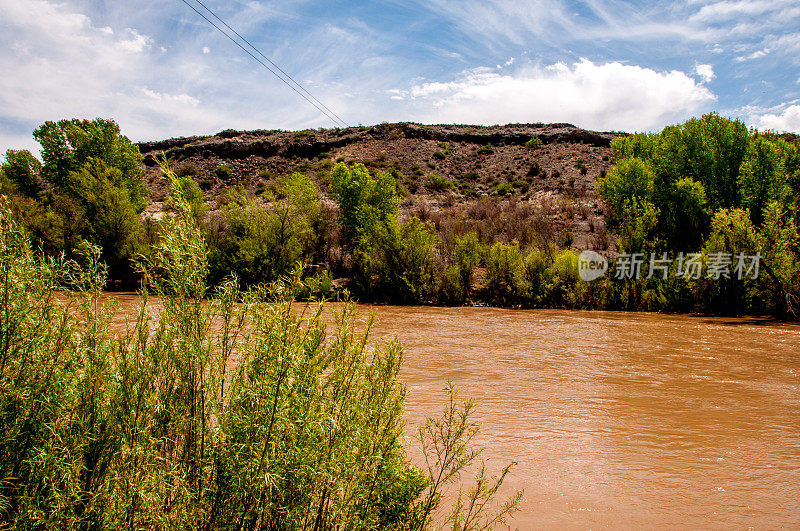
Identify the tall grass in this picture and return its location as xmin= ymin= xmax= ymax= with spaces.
xmin=0 ymin=162 xmax=520 ymax=529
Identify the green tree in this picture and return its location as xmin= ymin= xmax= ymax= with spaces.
xmin=280 ymin=171 xmax=321 ymax=255
xmin=607 ymin=113 xmax=751 ymax=247
xmin=617 ymin=197 xmax=661 ymax=254
xmin=758 ymin=202 xmax=800 ymax=318
xmin=212 ymin=199 xmax=300 ymax=287
xmin=700 ymin=207 xmax=763 ymax=315
xmin=67 ymin=158 xmax=142 ymax=276
xmin=650 ymin=114 xmax=748 ymax=211
xmin=542 ymin=249 xmax=582 ymax=308
xmin=357 ymin=216 xmax=441 ymax=304
xmin=7 ymin=195 xmax=70 ymax=255
xmin=451 ymin=232 xmax=483 ymax=293
xmin=485 ymin=240 xmax=527 ymax=305
xmin=738 ymin=134 xmax=786 ymax=226
xmin=602 ymin=114 xmax=790 ymax=255
xmin=780 ymin=139 xmax=800 ymax=216
xmin=520 ymin=248 xmax=548 ymax=303
xmin=596 ymin=158 xmax=655 ymax=216
xmin=610 ymin=132 xmax=654 ymax=161
xmin=393 ymin=217 xmax=441 ymax=303
xmin=33 ymin=118 xmax=146 ymax=211
xmin=210 ymin=173 xmax=320 ymax=287
xmin=665 ymin=177 xmax=709 ymax=250
xmin=329 ymin=162 xmax=442 ymax=302
xmin=329 ymin=162 xmax=398 ymax=249
xmin=1 ymin=149 xmax=42 ymax=197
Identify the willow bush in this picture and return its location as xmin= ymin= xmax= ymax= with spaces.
xmin=0 ymin=162 xmax=520 ymax=529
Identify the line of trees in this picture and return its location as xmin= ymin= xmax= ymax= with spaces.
xmin=596 ymin=113 xmax=800 ymax=317
xmin=2 ymin=115 xmax=798 ymax=317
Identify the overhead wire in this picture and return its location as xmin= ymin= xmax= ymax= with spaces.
xmin=190 ymin=0 xmax=349 ymax=129
xmin=178 ymin=0 xmax=349 ymax=129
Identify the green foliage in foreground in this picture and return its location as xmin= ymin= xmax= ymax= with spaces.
xmin=0 ymin=163 xmax=521 ymax=529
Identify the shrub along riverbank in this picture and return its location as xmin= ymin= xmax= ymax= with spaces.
xmin=0 ymin=166 xmax=521 ymax=529
xmin=1 ymin=115 xmax=798 ymax=318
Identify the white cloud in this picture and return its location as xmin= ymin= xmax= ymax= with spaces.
xmin=0 ymin=0 xmax=240 ymax=149
xmin=116 ymin=28 xmax=151 ymax=53
xmin=420 ymin=0 xmax=722 ymax=49
xmin=420 ymin=0 xmax=572 ymax=48
xmin=415 ymin=0 xmax=800 ymax=62
xmin=401 ymin=59 xmax=716 ymax=131
xmin=386 ymin=88 xmax=405 ymax=101
xmin=735 ymin=48 xmax=770 ymax=62
xmin=695 ymin=63 xmax=715 ymax=83
xmin=141 ymin=88 xmax=200 ymax=107
xmin=202 ymin=46 xmax=211 ymax=54
xmin=754 ymin=104 xmax=800 ymax=132
xmin=689 ymin=0 xmax=790 ymax=22
xmin=761 ymin=33 xmax=800 ymax=63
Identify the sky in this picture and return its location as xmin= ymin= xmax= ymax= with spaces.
xmin=1 ymin=0 xmax=800 ymax=153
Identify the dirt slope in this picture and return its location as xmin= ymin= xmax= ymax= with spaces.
xmin=138 ymin=122 xmax=623 ymax=250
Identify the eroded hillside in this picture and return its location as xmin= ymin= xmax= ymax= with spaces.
xmin=139 ymin=122 xmax=622 ymax=250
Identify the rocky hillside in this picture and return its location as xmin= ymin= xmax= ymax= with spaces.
xmin=138 ymin=122 xmax=623 ymax=250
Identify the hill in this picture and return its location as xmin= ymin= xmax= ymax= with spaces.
xmin=138 ymin=122 xmax=621 ymax=251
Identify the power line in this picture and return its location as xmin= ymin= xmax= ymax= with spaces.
xmin=179 ymin=0 xmax=347 ymax=128
xmin=178 ymin=0 xmax=349 ymax=129
xmin=191 ymin=0 xmax=349 ymax=129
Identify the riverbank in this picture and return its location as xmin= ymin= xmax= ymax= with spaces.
xmin=6 ymin=116 xmax=798 ymax=319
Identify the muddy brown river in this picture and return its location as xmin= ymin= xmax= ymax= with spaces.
xmin=110 ymin=295 xmax=800 ymax=529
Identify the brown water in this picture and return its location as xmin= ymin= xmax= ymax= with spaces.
xmin=110 ymin=295 xmax=800 ymax=529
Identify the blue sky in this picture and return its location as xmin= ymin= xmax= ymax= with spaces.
xmin=1 ymin=0 xmax=799 ymax=152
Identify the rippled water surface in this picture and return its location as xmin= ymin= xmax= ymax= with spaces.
xmin=111 ymin=295 xmax=800 ymax=529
